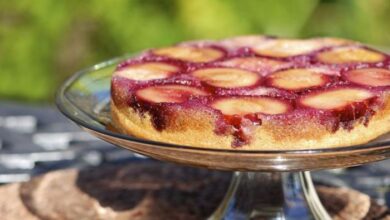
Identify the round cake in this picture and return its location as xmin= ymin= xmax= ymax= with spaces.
xmin=110 ymin=35 xmax=390 ymax=150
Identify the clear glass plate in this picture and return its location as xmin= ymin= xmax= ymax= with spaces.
xmin=56 ymin=56 xmax=390 ymax=172
xmin=56 ymin=56 xmax=390 ymax=220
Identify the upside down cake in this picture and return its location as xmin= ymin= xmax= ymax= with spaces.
xmin=111 ymin=35 xmax=390 ymax=150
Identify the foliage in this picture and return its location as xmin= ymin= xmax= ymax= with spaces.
xmin=0 ymin=0 xmax=389 ymax=102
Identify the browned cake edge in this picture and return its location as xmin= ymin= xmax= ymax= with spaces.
xmin=110 ymin=98 xmax=390 ymax=150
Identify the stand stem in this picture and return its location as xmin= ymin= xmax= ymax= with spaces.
xmin=208 ymin=171 xmax=331 ymax=220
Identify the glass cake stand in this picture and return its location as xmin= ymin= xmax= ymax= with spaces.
xmin=57 ymin=57 xmax=390 ymax=220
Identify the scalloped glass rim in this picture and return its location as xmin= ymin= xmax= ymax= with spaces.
xmin=56 ymin=55 xmax=390 ymax=155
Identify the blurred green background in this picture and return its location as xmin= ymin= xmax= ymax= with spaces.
xmin=1 ymin=0 xmax=390 ymax=103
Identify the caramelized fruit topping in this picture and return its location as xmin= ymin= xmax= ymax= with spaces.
xmin=220 ymin=35 xmax=267 ymax=48
xmin=136 ymin=85 xmax=208 ymax=103
xmin=219 ymin=57 xmax=290 ymax=74
xmin=212 ymin=97 xmax=290 ymax=116
xmin=212 ymin=97 xmax=291 ymax=146
xmin=316 ymin=37 xmax=355 ymax=47
xmin=267 ymin=68 xmax=330 ymax=91
xmin=253 ymin=39 xmax=325 ymax=57
xmin=152 ymin=46 xmax=224 ymax=63
xmin=317 ymin=47 xmax=385 ymax=64
xmin=115 ymin=62 xmax=178 ymax=81
xmin=191 ymin=67 xmax=260 ymax=88
xmin=344 ymin=68 xmax=390 ymax=87
xmin=300 ymin=88 xmax=374 ymax=110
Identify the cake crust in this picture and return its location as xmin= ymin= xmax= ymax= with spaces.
xmin=111 ymin=98 xmax=390 ymax=150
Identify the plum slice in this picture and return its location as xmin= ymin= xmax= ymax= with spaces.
xmin=253 ymin=38 xmax=357 ymax=58
xmin=212 ymin=96 xmax=292 ymax=146
xmin=344 ymin=68 xmax=390 ymax=87
xmin=267 ymin=68 xmax=330 ymax=91
xmin=136 ymin=85 xmax=208 ymax=103
xmin=115 ymin=62 xmax=178 ymax=81
xmin=253 ymin=39 xmax=325 ymax=57
xmin=316 ymin=47 xmax=385 ymax=64
xmin=219 ymin=57 xmax=291 ymax=74
xmin=220 ymin=35 xmax=267 ymax=48
xmin=212 ymin=97 xmax=290 ymax=116
xmin=191 ymin=67 xmax=260 ymax=88
xmin=152 ymin=46 xmax=224 ymax=63
xmin=300 ymin=88 xmax=374 ymax=110
xmin=315 ymin=37 xmax=355 ymax=47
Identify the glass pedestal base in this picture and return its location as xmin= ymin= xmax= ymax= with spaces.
xmin=209 ymin=171 xmax=331 ymax=220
